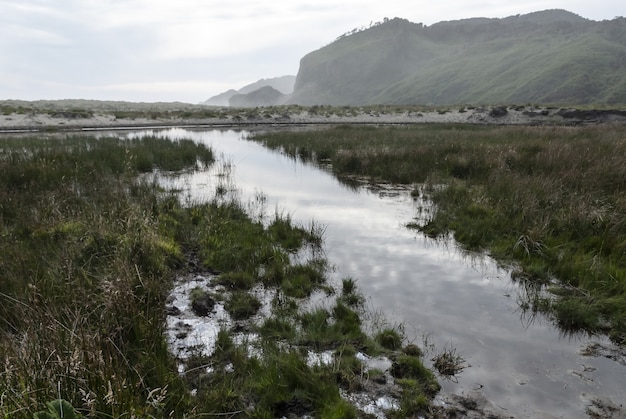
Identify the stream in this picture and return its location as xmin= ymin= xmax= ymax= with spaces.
xmin=128 ymin=127 xmax=625 ymax=418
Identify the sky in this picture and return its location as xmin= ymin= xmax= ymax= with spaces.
xmin=1 ymin=0 xmax=623 ymax=104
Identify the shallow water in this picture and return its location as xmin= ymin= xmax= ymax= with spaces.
xmin=130 ymin=128 xmax=625 ymax=418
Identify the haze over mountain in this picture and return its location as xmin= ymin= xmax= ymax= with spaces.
xmin=229 ymin=86 xmax=289 ymax=107
xmin=209 ymin=9 xmax=625 ymax=107
xmin=287 ymin=9 xmax=626 ymax=106
xmin=202 ymin=76 xmax=295 ymax=106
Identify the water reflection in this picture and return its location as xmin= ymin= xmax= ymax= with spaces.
xmin=128 ymin=128 xmax=624 ymax=419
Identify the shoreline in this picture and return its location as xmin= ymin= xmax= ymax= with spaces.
xmin=2 ymin=103 xmax=626 ymax=133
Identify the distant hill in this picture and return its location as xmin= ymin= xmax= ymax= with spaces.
xmin=202 ymin=76 xmax=295 ymax=106
xmin=229 ymin=86 xmax=287 ymax=107
xmin=237 ymin=76 xmax=296 ymax=95
xmin=288 ymin=10 xmax=626 ymax=106
xmin=202 ymin=89 xmax=238 ymax=107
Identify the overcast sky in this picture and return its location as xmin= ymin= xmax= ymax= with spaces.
xmin=1 ymin=0 xmax=623 ymax=104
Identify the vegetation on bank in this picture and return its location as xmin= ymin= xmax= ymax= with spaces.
xmin=3 ymin=100 xmax=625 ymax=132
xmin=252 ymin=124 xmax=626 ymax=343
xmin=0 ymin=101 xmax=477 ymax=122
xmin=0 ymin=133 xmax=441 ymax=417
xmin=0 ymin=101 xmax=401 ymax=124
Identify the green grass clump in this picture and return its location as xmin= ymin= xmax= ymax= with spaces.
xmin=340 ymin=278 xmax=366 ymax=307
xmin=282 ymin=260 xmax=329 ymax=298
xmin=299 ymin=307 xmax=333 ymax=349
xmin=225 ymin=291 xmax=262 ymax=320
xmin=376 ymin=328 xmax=404 ymax=350
xmin=390 ymin=379 xmax=431 ymax=418
xmin=298 ymin=301 xmax=368 ymax=351
xmin=259 ymin=316 xmax=297 ymax=341
xmin=268 ymin=213 xmax=322 ymax=252
xmin=251 ymin=349 xmax=348 ymax=417
xmin=251 ymin=124 xmax=626 ymax=342
xmin=332 ymin=301 xmax=367 ymax=344
xmin=390 ymin=355 xmax=441 ymax=396
xmin=215 ymin=271 xmax=256 ymax=290
xmin=333 ymin=344 xmax=366 ymax=391
xmin=200 ymin=207 xmax=323 ymax=281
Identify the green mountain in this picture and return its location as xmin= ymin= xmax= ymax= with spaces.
xmin=288 ymin=10 xmax=626 ymax=106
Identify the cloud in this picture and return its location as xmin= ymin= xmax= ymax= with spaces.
xmin=0 ymin=1 xmax=65 ymax=19
xmin=97 ymin=80 xmax=241 ymax=96
xmin=1 ymin=0 xmax=623 ymax=102
xmin=0 ymin=24 xmax=70 ymax=46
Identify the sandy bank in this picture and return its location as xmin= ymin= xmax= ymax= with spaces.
xmin=1 ymin=103 xmax=625 ymax=133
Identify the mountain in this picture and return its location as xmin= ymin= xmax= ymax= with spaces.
xmin=202 ymin=76 xmax=295 ymax=106
xmin=229 ymin=86 xmax=287 ymax=107
xmin=237 ymin=75 xmax=296 ymax=95
xmin=288 ymin=10 xmax=626 ymax=106
xmin=202 ymin=89 xmax=238 ymax=106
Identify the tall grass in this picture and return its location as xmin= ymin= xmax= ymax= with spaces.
xmin=0 ymin=134 xmax=217 ymax=416
xmin=252 ymin=124 xmax=626 ymax=343
xmin=0 ymin=132 xmax=441 ymax=417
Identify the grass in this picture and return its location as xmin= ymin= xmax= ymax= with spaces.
xmin=251 ymin=123 xmax=626 ymax=343
xmin=0 ymin=131 xmax=443 ymax=417
xmin=376 ymin=328 xmax=404 ymax=351
xmin=431 ymin=346 xmax=467 ymax=378
xmin=0 ymin=134 xmax=213 ymax=416
xmin=225 ymin=290 xmax=262 ymax=320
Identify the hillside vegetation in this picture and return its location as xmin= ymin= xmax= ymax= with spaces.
xmin=289 ymin=10 xmax=626 ymax=106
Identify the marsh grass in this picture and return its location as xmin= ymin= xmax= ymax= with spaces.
xmin=0 ymin=131 xmax=443 ymax=417
xmin=339 ymin=277 xmax=366 ymax=307
xmin=252 ymin=124 xmax=626 ymax=342
xmin=431 ymin=346 xmax=467 ymax=379
xmin=296 ymin=300 xmax=369 ymax=351
xmin=376 ymin=328 xmax=404 ymax=351
xmin=225 ymin=290 xmax=262 ymax=320
xmin=0 ymin=134 xmax=216 ymax=416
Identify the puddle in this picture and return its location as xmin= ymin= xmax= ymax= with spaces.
xmin=164 ymin=270 xmax=404 ymax=416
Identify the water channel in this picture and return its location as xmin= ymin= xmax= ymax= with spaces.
xmin=127 ymin=127 xmax=625 ymax=418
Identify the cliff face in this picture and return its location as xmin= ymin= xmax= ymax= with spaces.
xmin=288 ymin=10 xmax=626 ymax=106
